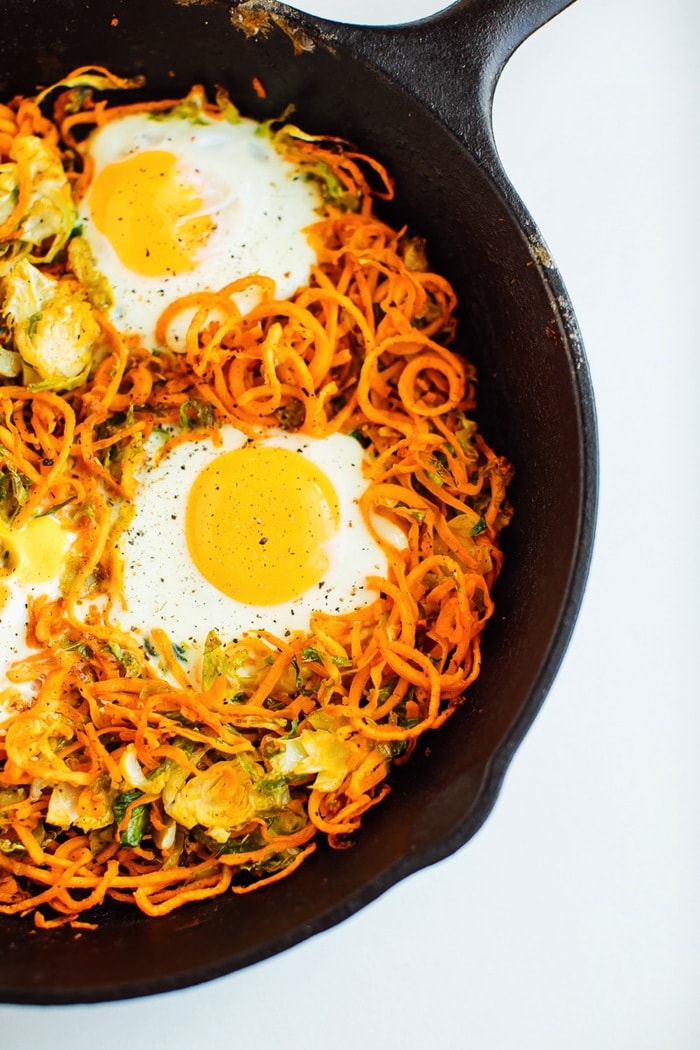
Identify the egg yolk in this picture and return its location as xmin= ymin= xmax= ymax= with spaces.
xmin=0 ymin=516 xmax=69 ymax=585
xmin=89 ymin=150 xmax=215 ymax=277
xmin=186 ymin=446 xmax=341 ymax=606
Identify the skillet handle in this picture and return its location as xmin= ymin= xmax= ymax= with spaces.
xmin=254 ymin=0 xmax=575 ymax=173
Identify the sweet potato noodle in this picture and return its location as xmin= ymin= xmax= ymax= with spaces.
xmin=0 ymin=69 xmax=512 ymax=926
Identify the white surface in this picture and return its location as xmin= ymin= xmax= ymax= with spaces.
xmin=3 ymin=0 xmax=699 ymax=1045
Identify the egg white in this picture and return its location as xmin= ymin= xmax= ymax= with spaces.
xmin=118 ymin=426 xmax=406 ymax=658
xmin=78 ymin=112 xmax=321 ymax=349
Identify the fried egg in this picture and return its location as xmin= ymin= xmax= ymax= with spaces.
xmin=77 ymin=111 xmax=321 ymax=349
xmin=0 ymin=515 xmax=73 ymax=706
xmin=118 ymin=427 xmax=406 ymax=656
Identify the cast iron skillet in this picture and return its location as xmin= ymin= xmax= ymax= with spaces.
xmin=0 ymin=0 xmax=597 ymax=1003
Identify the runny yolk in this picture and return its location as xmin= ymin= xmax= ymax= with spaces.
xmin=0 ymin=516 xmax=69 ymax=585
xmin=186 ymin=446 xmax=341 ymax=606
xmin=89 ymin=149 xmax=215 ymax=277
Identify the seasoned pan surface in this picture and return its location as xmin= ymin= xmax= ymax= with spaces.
xmin=0 ymin=0 xmax=596 ymax=1002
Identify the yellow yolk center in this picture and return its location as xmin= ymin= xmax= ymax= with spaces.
xmin=89 ymin=149 xmax=215 ymax=277
xmin=186 ymin=446 xmax=341 ymax=606
xmin=0 ymin=517 xmax=69 ymax=585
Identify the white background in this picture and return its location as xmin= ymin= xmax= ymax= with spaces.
xmin=3 ymin=0 xmax=699 ymax=1046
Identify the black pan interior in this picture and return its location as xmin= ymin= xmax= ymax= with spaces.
xmin=0 ymin=0 xmax=596 ymax=1002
